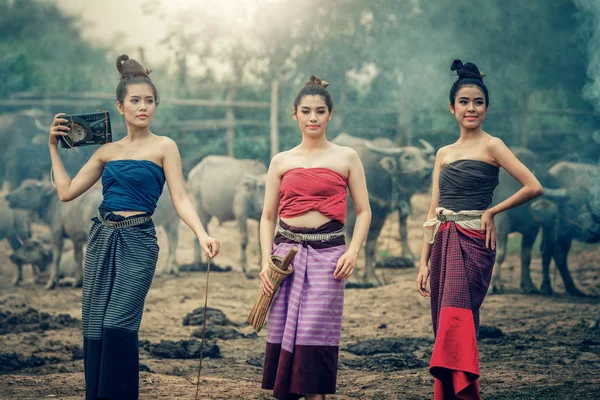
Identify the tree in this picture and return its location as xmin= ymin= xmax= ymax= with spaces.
xmin=0 ymin=0 xmax=113 ymax=99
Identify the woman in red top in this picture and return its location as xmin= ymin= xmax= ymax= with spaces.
xmin=259 ymin=76 xmax=371 ymax=400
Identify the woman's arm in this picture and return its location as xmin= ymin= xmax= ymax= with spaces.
xmin=258 ymin=153 xmax=283 ymax=296
xmin=416 ymin=147 xmax=445 ymax=297
xmin=162 ymin=137 xmax=220 ymax=258
xmin=480 ymin=137 xmax=544 ymax=248
xmin=48 ymin=113 xmax=105 ymax=202
xmin=333 ymin=149 xmax=371 ymax=280
xmin=488 ymin=137 xmax=544 ymax=214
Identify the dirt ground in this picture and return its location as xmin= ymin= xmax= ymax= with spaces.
xmin=0 ymin=193 xmax=599 ymax=400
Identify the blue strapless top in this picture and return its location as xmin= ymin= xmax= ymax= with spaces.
xmin=101 ymin=160 xmax=166 ymax=214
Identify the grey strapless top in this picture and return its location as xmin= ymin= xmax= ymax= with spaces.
xmin=438 ymin=160 xmax=499 ymax=212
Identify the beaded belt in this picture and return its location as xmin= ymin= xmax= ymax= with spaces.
xmin=97 ymin=211 xmax=152 ymax=229
xmin=277 ymin=224 xmax=345 ymax=243
xmin=436 ymin=213 xmax=481 ymax=223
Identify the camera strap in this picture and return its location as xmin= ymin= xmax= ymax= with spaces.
xmin=51 ymin=111 xmax=110 ymax=186
xmin=103 ymin=111 xmax=109 ymax=144
xmin=51 ymin=115 xmax=74 ymax=187
xmin=62 ymin=115 xmax=76 ymax=149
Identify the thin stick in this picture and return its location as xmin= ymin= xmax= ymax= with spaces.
xmin=194 ymin=256 xmax=211 ymax=400
xmin=279 ymin=246 xmax=298 ymax=270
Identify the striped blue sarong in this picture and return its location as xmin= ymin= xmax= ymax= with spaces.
xmin=82 ymin=210 xmax=158 ymax=400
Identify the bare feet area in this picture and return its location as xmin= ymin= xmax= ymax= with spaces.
xmin=1 ymin=194 xmax=599 ymax=400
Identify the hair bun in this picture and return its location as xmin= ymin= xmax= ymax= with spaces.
xmin=116 ymin=54 xmax=129 ymax=74
xmin=116 ymin=54 xmax=151 ymax=79
xmin=451 ymin=60 xmax=485 ymax=81
xmin=450 ymin=59 xmax=463 ymax=71
xmin=305 ymin=75 xmax=329 ymax=88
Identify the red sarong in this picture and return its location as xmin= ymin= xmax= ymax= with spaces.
xmin=429 ymin=222 xmax=495 ymax=400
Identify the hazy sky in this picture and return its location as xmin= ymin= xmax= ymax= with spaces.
xmin=53 ymin=0 xmax=174 ymax=67
xmin=51 ymin=0 xmax=264 ymax=76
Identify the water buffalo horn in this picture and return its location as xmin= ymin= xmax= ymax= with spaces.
xmin=542 ymin=187 xmax=569 ymax=199
xmin=418 ymin=139 xmax=434 ymax=154
xmin=243 ymin=174 xmax=259 ymax=183
xmin=34 ymin=118 xmax=48 ymax=133
xmin=365 ymin=140 xmax=404 ymax=155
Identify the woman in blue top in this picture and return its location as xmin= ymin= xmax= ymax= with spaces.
xmin=48 ymin=54 xmax=220 ymax=400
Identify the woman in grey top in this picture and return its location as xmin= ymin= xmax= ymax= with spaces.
xmin=416 ymin=60 xmax=543 ymax=400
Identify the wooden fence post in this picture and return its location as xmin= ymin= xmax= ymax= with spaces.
xmin=270 ymin=80 xmax=279 ymax=159
xmin=521 ymin=101 xmax=530 ymax=147
xmin=333 ymin=88 xmax=346 ymax=132
xmin=395 ymin=92 xmax=413 ymax=145
xmin=226 ymin=88 xmax=236 ymax=157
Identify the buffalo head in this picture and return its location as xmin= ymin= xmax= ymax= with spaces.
xmin=240 ymin=173 xmax=267 ymax=215
xmin=9 ymin=238 xmax=52 ymax=271
xmin=5 ymin=180 xmax=54 ymax=212
xmin=365 ymin=139 xmax=434 ymax=191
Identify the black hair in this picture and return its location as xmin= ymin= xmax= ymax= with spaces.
xmin=115 ymin=54 xmax=160 ymax=106
xmin=449 ymin=59 xmax=489 ymax=107
xmin=292 ymin=75 xmax=333 ymax=113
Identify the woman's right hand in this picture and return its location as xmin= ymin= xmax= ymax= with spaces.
xmin=259 ymin=262 xmax=275 ymax=297
xmin=416 ymin=264 xmax=430 ymax=297
xmin=49 ymin=113 xmax=69 ymax=147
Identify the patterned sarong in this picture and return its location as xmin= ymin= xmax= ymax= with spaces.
xmin=429 ymin=222 xmax=495 ymax=400
xmin=82 ymin=211 xmax=158 ymax=400
xmin=262 ymin=220 xmax=346 ymax=400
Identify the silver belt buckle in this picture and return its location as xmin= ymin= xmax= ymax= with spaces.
xmin=97 ymin=211 xmax=150 ymax=229
xmin=437 ymin=213 xmax=448 ymax=223
xmin=278 ymin=226 xmax=344 ymax=243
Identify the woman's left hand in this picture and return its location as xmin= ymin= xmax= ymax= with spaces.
xmin=199 ymin=235 xmax=220 ymax=259
xmin=334 ymin=250 xmax=357 ymax=280
xmin=481 ymin=210 xmax=496 ymax=250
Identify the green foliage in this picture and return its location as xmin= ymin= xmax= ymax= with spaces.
xmin=0 ymin=0 xmax=112 ymax=98
xmin=2 ymin=0 xmax=597 ymax=164
xmin=217 ymin=0 xmax=595 ymax=160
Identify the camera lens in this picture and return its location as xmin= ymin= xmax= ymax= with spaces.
xmin=71 ymin=124 xmax=86 ymax=142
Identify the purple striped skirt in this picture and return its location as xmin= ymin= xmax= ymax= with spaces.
xmin=262 ymin=220 xmax=346 ymax=400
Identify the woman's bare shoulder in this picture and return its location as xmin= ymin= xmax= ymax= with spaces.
xmin=95 ymin=141 xmax=118 ymax=162
xmin=154 ymin=134 xmax=176 ymax=147
xmin=483 ymin=134 xmax=507 ymax=154
xmin=329 ymin=141 xmax=357 ymax=159
xmin=269 ymin=151 xmax=292 ymax=176
xmin=436 ymin=144 xmax=453 ymax=158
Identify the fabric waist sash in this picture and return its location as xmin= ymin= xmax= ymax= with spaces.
xmin=277 ymin=221 xmax=345 ymax=243
xmin=423 ymin=207 xmax=485 ymax=244
xmin=96 ymin=210 xmax=152 ymax=229
xmin=93 ymin=205 xmax=153 ymax=229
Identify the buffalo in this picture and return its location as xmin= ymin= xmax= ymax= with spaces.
xmin=540 ymin=161 xmax=600 ymax=296
xmin=187 ymin=155 xmax=267 ymax=275
xmin=0 ymin=109 xmax=52 ymax=190
xmin=5 ymin=180 xmax=102 ymax=289
xmin=0 ymin=194 xmax=32 ymax=285
xmin=489 ymin=148 xmax=567 ymax=295
xmin=0 ymin=109 xmax=95 ymax=191
xmin=6 ymin=179 xmax=183 ymax=285
xmin=331 ymin=133 xmax=434 ymax=286
xmin=9 ymin=238 xmax=82 ymax=287
xmin=490 ymin=156 xmax=597 ymax=297
xmin=153 ymin=189 xmax=180 ymax=275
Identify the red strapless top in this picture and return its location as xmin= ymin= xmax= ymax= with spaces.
xmin=279 ymin=167 xmax=348 ymax=224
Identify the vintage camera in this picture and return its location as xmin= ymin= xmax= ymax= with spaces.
xmin=59 ymin=112 xmax=113 ymax=148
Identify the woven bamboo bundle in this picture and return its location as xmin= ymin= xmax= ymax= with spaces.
xmin=247 ymin=246 xmax=298 ymax=332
